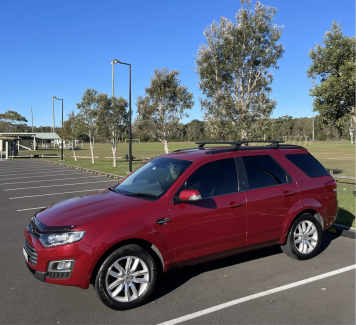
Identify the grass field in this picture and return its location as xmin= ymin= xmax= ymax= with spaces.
xmin=17 ymin=140 xmax=355 ymax=228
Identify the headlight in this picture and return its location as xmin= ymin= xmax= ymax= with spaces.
xmin=39 ymin=231 xmax=85 ymax=247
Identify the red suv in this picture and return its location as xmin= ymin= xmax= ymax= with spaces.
xmin=23 ymin=141 xmax=337 ymax=309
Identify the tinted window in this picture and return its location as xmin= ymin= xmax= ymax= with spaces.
xmin=286 ymin=153 xmax=329 ymax=178
xmin=183 ymin=158 xmax=238 ymax=198
xmin=242 ymin=155 xmax=289 ymax=190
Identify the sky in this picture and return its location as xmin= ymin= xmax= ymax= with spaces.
xmin=0 ymin=0 xmax=354 ymax=127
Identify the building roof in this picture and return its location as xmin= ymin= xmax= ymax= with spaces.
xmin=0 ymin=132 xmax=61 ymax=140
xmin=35 ymin=133 xmax=61 ymax=140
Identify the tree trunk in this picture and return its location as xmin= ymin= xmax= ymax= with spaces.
xmin=112 ymin=131 xmax=117 ymax=168
xmin=350 ymin=113 xmax=356 ymax=144
xmin=89 ymin=137 xmax=95 ymax=164
xmin=162 ymin=139 xmax=169 ymax=154
xmin=72 ymin=141 xmax=77 ymax=161
xmin=240 ymin=128 xmax=248 ymax=140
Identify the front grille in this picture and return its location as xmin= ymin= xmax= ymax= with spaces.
xmin=47 ymin=271 xmax=71 ymax=279
xmin=24 ymin=240 xmax=38 ymax=265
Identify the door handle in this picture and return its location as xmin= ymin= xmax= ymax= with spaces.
xmin=156 ymin=217 xmax=171 ymax=225
xmin=283 ymin=190 xmax=296 ymax=197
xmin=229 ymin=201 xmax=243 ymax=208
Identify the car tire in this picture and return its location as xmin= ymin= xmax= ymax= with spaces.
xmin=281 ymin=213 xmax=323 ymax=260
xmin=95 ymin=244 xmax=158 ymax=310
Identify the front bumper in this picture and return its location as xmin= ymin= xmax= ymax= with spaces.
xmin=25 ymin=263 xmax=46 ymax=282
xmin=23 ymin=229 xmax=91 ymax=289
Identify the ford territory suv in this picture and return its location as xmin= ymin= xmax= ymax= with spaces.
xmin=23 ymin=140 xmax=337 ymax=309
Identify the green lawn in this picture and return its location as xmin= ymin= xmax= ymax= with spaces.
xmin=19 ymin=140 xmax=355 ymax=228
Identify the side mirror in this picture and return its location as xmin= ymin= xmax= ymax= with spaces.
xmin=178 ymin=189 xmax=202 ymax=202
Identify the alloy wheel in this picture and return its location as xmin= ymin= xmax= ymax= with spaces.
xmin=293 ymin=220 xmax=318 ymax=255
xmin=105 ymin=256 xmax=150 ymax=303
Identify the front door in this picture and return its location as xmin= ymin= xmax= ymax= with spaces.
xmin=157 ymin=158 xmax=247 ymax=264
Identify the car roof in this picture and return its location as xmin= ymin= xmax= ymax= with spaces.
xmin=163 ymin=144 xmax=308 ymax=163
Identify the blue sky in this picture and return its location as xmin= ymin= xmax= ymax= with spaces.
xmin=0 ymin=0 xmax=354 ymax=126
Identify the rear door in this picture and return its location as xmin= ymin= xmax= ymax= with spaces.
xmin=237 ymin=154 xmax=298 ymax=245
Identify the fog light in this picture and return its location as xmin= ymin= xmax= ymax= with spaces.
xmin=48 ymin=260 xmax=74 ymax=272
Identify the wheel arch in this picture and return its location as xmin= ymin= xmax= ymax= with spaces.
xmin=281 ymin=208 xmax=322 ymax=244
xmin=89 ymin=238 xmax=165 ymax=285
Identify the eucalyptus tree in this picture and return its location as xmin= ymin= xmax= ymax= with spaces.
xmin=63 ymin=111 xmax=86 ymax=161
xmin=97 ymin=94 xmax=128 ymax=167
xmin=0 ymin=110 xmax=28 ymax=131
xmin=136 ymin=69 xmax=193 ymax=153
xmin=308 ymin=22 xmax=356 ymax=141
xmin=196 ymin=0 xmax=283 ymax=139
xmin=76 ymin=88 xmax=99 ymax=164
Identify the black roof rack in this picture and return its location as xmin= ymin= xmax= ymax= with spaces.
xmin=173 ymin=147 xmax=200 ymax=153
xmin=196 ymin=139 xmax=284 ymax=149
xmin=172 ymin=140 xmax=303 ymax=155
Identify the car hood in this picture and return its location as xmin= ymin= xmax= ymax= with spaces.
xmin=36 ymin=190 xmax=151 ymax=227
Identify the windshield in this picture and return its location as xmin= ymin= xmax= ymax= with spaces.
xmin=114 ymin=157 xmax=192 ymax=199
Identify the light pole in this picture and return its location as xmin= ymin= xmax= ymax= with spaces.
xmin=111 ymin=59 xmax=119 ymax=97
xmin=111 ymin=58 xmax=132 ymax=172
xmin=52 ymin=97 xmax=55 ymax=133
xmin=53 ymin=96 xmax=64 ymax=161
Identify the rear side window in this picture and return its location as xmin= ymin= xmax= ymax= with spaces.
xmin=286 ymin=153 xmax=329 ymax=178
xmin=184 ymin=158 xmax=238 ymax=198
xmin=242 ymin=155 xmax=289 ymax=190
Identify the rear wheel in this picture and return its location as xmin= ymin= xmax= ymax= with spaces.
xmin=95 ymin=244 xmax=158 ymax=310
xmin=281 ymin=213 xmax=322 ymax=260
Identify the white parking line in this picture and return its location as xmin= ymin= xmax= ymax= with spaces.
xmin=5 ymin=180 xmax=115 ymax=191
xmin=0 ymin=169 xmax=75 ymax=177
xmin=0 ymin=172 xmax=81 ymax=181
xmin=1 ymin=175 xmax=106 ymax=185
xmin=9 ymin=188 xmax=105 ymax=199
xmin=16 ymin=206 xmax=46 ymax=212
xmin=157 ymin=264 xmax=356 ymax=325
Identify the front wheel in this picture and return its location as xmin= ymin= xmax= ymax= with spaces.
xmin=95 ymin=244 xmax=158 ymax=310
xmin=281 ymin=213 xmax=323 ymax=260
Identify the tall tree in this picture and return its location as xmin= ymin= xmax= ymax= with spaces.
xmin=0 ymin=110 xmax=28 ymax=132
xmin=308 ymin=22 xmax=356 ymax=140
xmin=97 ymin=95 xmax=128 ymax=167
xmin=136 ymin=69 xmax=194 ymax=153
xmin=0 ymin=110 xmax=28 ymax=123
xmin=186 ymin=119 xmax=206 ymax=141
xmin=76 ymin=89 xmax=99 ymax=164
xmin=63 ymin=111 xmax=85 ymax=161
xmin=197 ymin=0 xmax=283 ymax=139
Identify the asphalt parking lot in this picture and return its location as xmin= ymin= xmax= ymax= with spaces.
xmin=0 ymin=159 xmax=355 ymax=325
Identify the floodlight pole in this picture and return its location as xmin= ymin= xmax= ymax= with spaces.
xmin=52 ymin=97 xmax=55 ymax=133
xmin=112 ymin=58 xmax=133 ymax=172
xmin=53 ymin=96 xmax=64 ymax=161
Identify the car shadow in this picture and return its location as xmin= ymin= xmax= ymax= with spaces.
xmin=335 ymin=208 xmax=355 ymax=229
xmin=150 ymin=230 xmax=343 ymax=303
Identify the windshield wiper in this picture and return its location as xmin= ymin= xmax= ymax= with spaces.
xmin=125 ymin=192 xmax=159 ymax=199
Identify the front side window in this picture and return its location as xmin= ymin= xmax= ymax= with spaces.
xmin=242 ymin=155 xmax=289 ymax=190
xmin=182 ymin=158 xmax=238 ymax=198
xmin=114 ymin=157 xmax=192 ymax=199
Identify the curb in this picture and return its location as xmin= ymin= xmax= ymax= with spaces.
xmin=330 ymin=224 xmax=356 ymax=239
xmin=46 ymin=160 xmax=124 ymax=181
